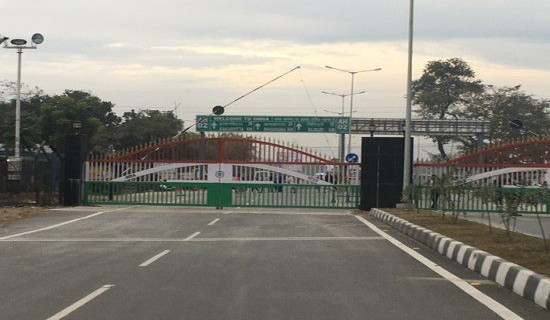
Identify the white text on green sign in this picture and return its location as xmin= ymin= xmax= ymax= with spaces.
xmin=196 ymin=115 xmax=350 ymax=133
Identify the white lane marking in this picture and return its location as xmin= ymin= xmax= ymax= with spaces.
xmin=0 ymin=206 xmax=137 ymax=240
xmin=184 ymin=231 xmax=201 ymax=241
xmin=139 ymin=250 xmax=170 ymax=267
xmin=223 ymin=210 xmax=233 ymax=215
xmin=46 ymin=285 xmax=114 ymax=320
xmin=49 ymin=207 xmax=103 ymax=212
xmin=1 ymin=236 xmax=384 ymax=242
xmin=405 ymin=277 xmax=495 ymax=284
xmin=355 ymin=216 xmax=522 ymax=320
xmin=208 ymin=218 xmax=220 ymax=226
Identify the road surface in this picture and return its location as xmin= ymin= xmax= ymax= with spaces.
xmin=0 ymin=206 xmax=548 ymax=319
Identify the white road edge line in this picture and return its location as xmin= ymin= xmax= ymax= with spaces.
xmin=139 ymin=250 xmax=170 ymax=267
xmin=184 ymin=231 xmax=201 ymax=241
xmin=354 ymin=215 xmax=522 ymax=320
xmin=46 ymin=284 xmax=114 ymax=320
xmin=208 ymin=218 xmax=220 ymax=226
xmin=0 ymin=206 xmax=137 ymax=240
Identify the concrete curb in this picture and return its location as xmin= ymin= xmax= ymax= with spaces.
xmin=371 ymin=208 xmax=550 ymax=310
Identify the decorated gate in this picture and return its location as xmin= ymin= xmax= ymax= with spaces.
xmin=412 ymin=137 xmax=550 ymax=214
xmin=83 ymin=136 xmax=360 ymax=209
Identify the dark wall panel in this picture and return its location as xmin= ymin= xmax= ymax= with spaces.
xmin=360 ymin=137 xmax=412 ymax=210
xmin=62 ymin=134 xmax=87 ymax=206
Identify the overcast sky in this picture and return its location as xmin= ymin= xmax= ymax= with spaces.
xmin=1 ymin=1 xmax=549 ymax=158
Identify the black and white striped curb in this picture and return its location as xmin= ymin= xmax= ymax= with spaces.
xmin=371 ymin=208 xmax=550 ymax=310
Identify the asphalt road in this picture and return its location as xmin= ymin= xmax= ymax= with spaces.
xmin=0 ymin=206 xmax=548 ymax=319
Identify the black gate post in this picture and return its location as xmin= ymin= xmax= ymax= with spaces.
xmin=360 ymin=137 xmax=413 ymax=211
xmin=62 ymin=134 xmax=88 ymax=206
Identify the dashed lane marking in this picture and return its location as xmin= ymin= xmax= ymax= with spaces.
xmin=139 ymin=250 xmax=170 ymax=267
xmin=46 ymin=285 xmax=114 ymax=320
xmin=184 ymin=231 xmax=201 ymax=241
xmin=208 ymin=218 xmax=220 ymax=226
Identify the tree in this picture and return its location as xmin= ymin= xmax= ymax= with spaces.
xmin=0 ymin=95 xmax=42 ymax=151
xmin=0 ymin=80 xmax=44 ymax=102
xmin=38 ymin=90 xmax=120 ymax=155
xmin=462 ymin=85 xmax=550 ymax=146
xmin=113 ymin=109 xmax=183 ymax=151
xmin=412 ymin=58 xmax=484 ymax=158
xmin=0 ymin=84 xmax=47 ymax=152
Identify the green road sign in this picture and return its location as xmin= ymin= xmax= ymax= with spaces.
xmin=196 ymin=115 xmax=350 ymax=133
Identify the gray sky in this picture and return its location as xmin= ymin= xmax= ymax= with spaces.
xmin=1 ymin=0 xmax=549 ymax=158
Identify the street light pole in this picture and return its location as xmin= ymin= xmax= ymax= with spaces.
xmin=325 ymin=66 xmax=381 ymax=155
xmin=348 ymin=73 xmax=356 ymax=154
xmin=2 ymin=33 xmax=44 ymax=180
xmin=403 ymin=0 xmax=414 ymax=202
xmin=322 ymin=90 xmax=364 ymax=162
xmin=15 ymin=48 xmax=22 ymax=158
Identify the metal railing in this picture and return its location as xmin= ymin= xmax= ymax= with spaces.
xmin=83 ymin=181 xmax=359 ymax=209
xmin=413 ymin=185 xmax=549 ymax=214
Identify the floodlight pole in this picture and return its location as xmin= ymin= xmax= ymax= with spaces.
xmin=322 ymin=90 xmax=364 ymax=162
xmin=403 ymin=0 xmax=414 ymax=202
xmin=14 ymin=48 xmax=22 ymax=158
xmin=348 ymin=73 xmax=356 ymax=155
xmin=2 ymin=33 xmax=43 ymax=181
xmin=3 ymin=40 xmax=39 ymax=159
xmin=325 ymin=66 xmax=381 ymax=155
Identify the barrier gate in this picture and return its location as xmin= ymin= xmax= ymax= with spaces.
xmin=83 ymin=136 xmax=360 ymax=209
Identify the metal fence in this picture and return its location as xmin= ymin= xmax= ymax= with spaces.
xmin=0 ymin=156 xmax=59 ymax=205
xmin=414 ymin=164 xmax=550 ymax=187
xmin=413 ymin=185 xmax=549 ymax=214
xmin=83 ymin=181 xmax=359 ymax=209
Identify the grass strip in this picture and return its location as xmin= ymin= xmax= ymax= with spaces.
xmin=1 ymin=207 xmax=49 ymax=227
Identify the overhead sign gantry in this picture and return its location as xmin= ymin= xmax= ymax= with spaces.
xmin=196 ymin=115 xmax=350 ymax=134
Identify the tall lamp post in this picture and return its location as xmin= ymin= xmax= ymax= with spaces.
xmin=1 ymin=33 xmax=44 ymax=180
xmin=325 ymin=66 xmax=381 ymax=154
xmin=322 ymin=90 xmax=364 ymax=162
xmin=403 ymin=0 xmax=414 ymax=202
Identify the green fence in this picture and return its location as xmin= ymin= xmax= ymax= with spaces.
xmin=83 ymin=181 xmax=360 ymax=209
xmin=413 ymin=185 xmax=549 ymax=214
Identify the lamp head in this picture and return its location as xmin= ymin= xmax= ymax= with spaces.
xmin=31 ymin=33 xmax=44 ymax=44
xmin=10 ymin=39 xmax=27 ymax=46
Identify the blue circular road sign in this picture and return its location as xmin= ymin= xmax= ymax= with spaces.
xmin=345 ymin=153 xmax=359 ymax=164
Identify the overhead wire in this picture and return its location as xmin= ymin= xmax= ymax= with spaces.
xmin=172 ymin=66 xmax=302 ymax=139
xmin=298 ymin=68 xmax=335 ymax=159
